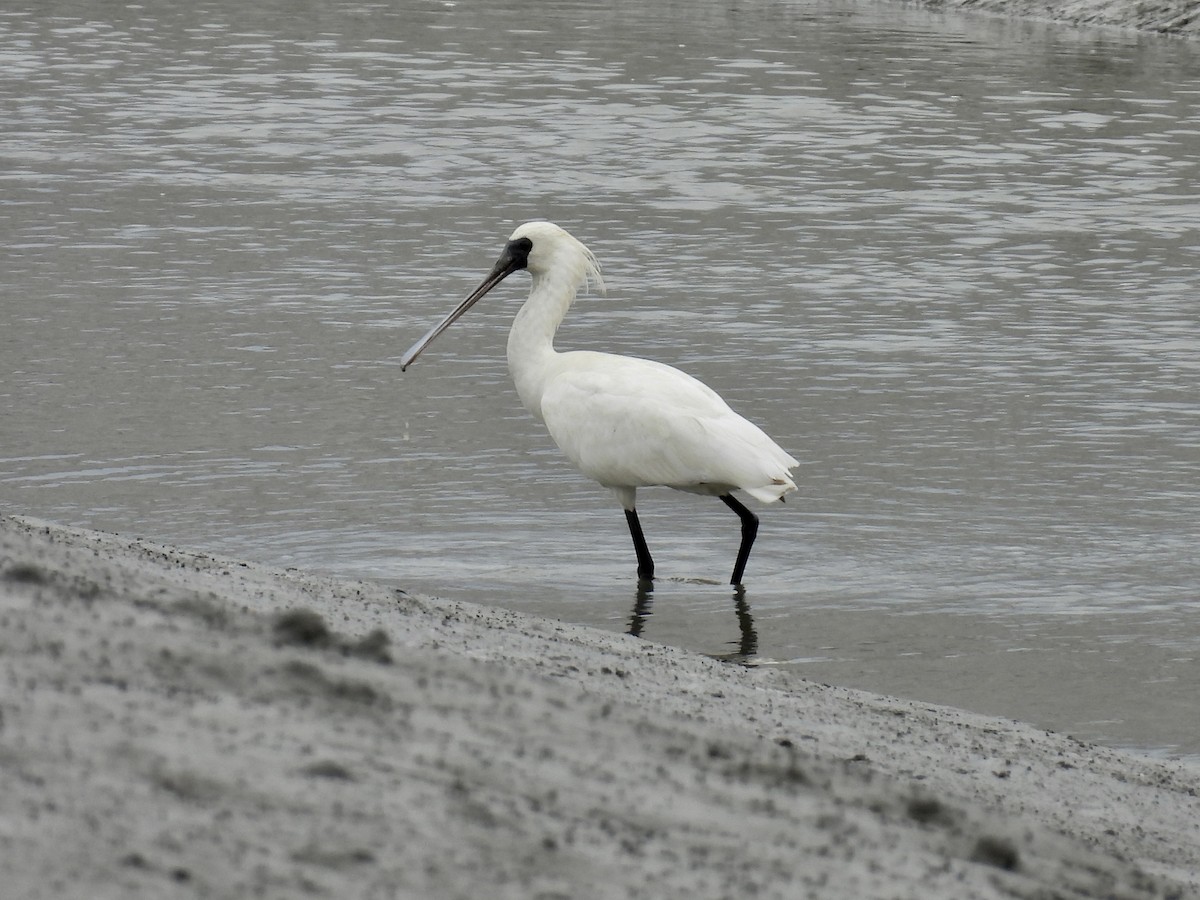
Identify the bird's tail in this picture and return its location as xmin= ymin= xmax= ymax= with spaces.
xmin=742 ymin=474 xmax=797 ymax=504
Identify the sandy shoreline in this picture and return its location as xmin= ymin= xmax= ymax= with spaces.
xmin=2 ymin=514 xmax=1197 ymax=899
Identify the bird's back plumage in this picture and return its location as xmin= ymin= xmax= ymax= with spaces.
xmin=539 ymin=350 xmax=797 ymax=504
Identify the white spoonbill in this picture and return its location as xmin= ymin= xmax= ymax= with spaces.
xmin=400 ymin=221 xmax=797 ymax=585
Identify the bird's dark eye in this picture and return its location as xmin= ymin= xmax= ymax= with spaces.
xmin=506 ymin=237 xmax=533 ymax=269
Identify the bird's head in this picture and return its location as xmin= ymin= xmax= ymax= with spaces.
xmin=507 ymin=221 xmax=603 ymax=292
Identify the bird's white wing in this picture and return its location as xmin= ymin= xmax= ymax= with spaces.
xmin=539 ymin=352 xmax=796 ymax=500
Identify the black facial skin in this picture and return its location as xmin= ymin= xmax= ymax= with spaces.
xmin=501 ymin=236 xmax=533 ymax=272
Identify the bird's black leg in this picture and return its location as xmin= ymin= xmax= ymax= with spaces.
xmin=624 ymin=508 xmax=655 ymax=582
xmin=720 ymin=494 xmax=759 ymax=586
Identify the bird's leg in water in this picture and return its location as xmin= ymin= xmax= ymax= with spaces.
xmin=623 ymin=508 xmax=655 ymax=582
xmin=720 ymin=494 xmax=759 ymax=585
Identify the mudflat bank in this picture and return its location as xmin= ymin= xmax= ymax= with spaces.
xmin=1 ymin=515 xmax=1198 ymax=899
xmin=916 ymin=0 xmax=1200 ymax=35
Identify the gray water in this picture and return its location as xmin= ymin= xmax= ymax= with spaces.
xmin=3 ymin=1 xmax=1198 ymax=759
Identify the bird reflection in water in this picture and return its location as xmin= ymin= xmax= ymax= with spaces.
xmin=626 ymin=583 xmax=758 ymax=665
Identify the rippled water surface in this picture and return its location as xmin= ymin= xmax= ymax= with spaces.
xmin=3 ymin=0 xmax=1198 ymax=758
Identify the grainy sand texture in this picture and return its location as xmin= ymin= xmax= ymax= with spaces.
xmin=2 ymin=515 xmax=1198 ymax=899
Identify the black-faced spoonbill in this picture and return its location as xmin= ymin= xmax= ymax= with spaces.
xmin=400 ymin=221 xmax=797 ymax=585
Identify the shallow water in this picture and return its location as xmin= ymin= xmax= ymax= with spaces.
xmin=3 ymin=1 xmax=1198 ymax=759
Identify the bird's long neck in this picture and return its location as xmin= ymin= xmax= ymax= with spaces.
xmin=506 ymin=264 xmax=580 ymax=421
